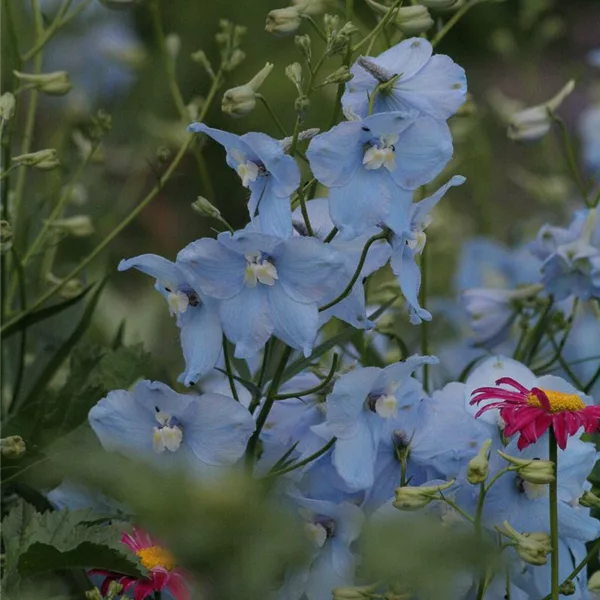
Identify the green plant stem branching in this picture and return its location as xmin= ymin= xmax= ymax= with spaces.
xmin=549 ymin=428 xmax=559 ymax=600
xmin=274 ymin=354 xmax=339 ymax=400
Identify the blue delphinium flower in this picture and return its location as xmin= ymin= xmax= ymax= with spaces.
xmin=389 ymin=175 xmax=465 ymax=323
xmin=578 ymin=104 xmax=600 ymax=177
xmin=89 ymin=380 xmax=255 ymax=477
xmin=188 ymin=123 xmax=300 ymax=238
xmin=342 ymin=37 xmax=467 ymax=120
xmin=312 ymin=355 xmax=437 ymax=490
xmin=119 ymin=254 xmax=222 ymax=386
xmin=278 ymin=493 xmax=364 ymax=600
xmin=306 ymin=111 xmax=453 ymax=240
xmin=529 ymin=209 xmax=600 ymax=301
xmin=292 ymin=199 xmax=392 ymax=329
xmin=177 ymin=229 xmax=344 ymax=359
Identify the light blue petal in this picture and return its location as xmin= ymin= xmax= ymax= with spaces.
xmin=218 ymin=229 xmax=283 ymax=256
xmin=118 ymin=254 xmax=184 ymax=289
xmin=242 ymin=131 xmax=301 ymax=197
xmin=381 ymin=187 xmax=414 ymax=236
xmin=219 ymin=285 xmax=273 ymax=358
xmin=268 ymin=284 xmax=318 ymax=356
xmin=177 ymin=237 xmax=245 ymax=300
xmin=389 ymin=117 xmax=453 ymax=189
xmin=374 ymin=37 xmax=433 ymax=78
xmin=328 ymin=169 xmax=392 ymax=240
xmin=379 ymin=354 xmax=438 ymax=389
xmin=253 ymin=179 xmax=293 ymax=239
xmin=306 ymin=121 xmax=365 ymax=187
xmin=188 ymin=122 xmax=253 ymax=169
xmin=292 ymin=197 xmax=333 ymax=240
xmin=320 ymin=284 xmax=370 ymax=330
xmin=184 ymin=392 xmax=255 ymax=465
xmin=333 ymin=421 xmax=377 ymax=490
xmin=361 ymin=110 xmax=418 ymax=138
xmin=178 ymin=304 xmax=223 ymax=386
xmin=411 ymin=175 xmax=466 ymax=227
xmin=390 ymin=240 xmax=431 ymax=324
xmin=275 ymin=236 xmax=344 ymax=303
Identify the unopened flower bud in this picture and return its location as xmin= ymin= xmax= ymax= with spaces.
xmin=326 ymin=22 xmax=359 ymax=56
xmin=1 ymin=220 xmax=13 ymax=253
xmin=332 ymin=584 xmax=376 ymax=599
xmin=393 ymin=480 xmax=454 ymax=511
xmin=323 ymin=14 xmax=340 ymax=36
xmin=106 ymin=581 xmax=124 ymax=599
xmin=396 ymin=6 xmax=434 ymax=34
xmin=589 ymin=570 xmax=600 ymax=593
xmin=292 ymin=0 xmax=333 ymax=15
xmin=191 ymin=50 xmax=215 ymax=79
xmin=192 ymin=196 xmax=221 ymax=219
xmin=295 ymin=96 xmax=310 ymax=119
xmin=12 ymin=149 xmax=60 ymax=170
xmin=222 ymin=62 xmax=274 ymax=117
xmin=497 ymin=450 xmax=555 ymax=484
xmin=49 ymin=216 xmax=94 ymax=237
xmin=266 ymin=7 xmax=302 ymax=36
xmin=285 ymin=62 xmax=303 ymax=91
xmin=467 ymin=439 xmax=491 ymax=484
xmin=579 ymin=491 xmax=600 ymax=509
xmin=14 ymin=70 xmax=72 ymax=95
xmin=502 ymin=522 xmax=551 ymax=566
xmin=281 ymin=127 xmax=319 ymax=151
xmin=418 ymin=0 xmax=459 ymax=8
xmin=1 ymin=436 xmax=26 ymax=459
xmin=223 ymin=48 xmax=246 ymax=73
xmin=0 ymin=92 xmax=15 ymax=121
xmin=295 ymin=34 xmax=312 ymax=62
xmin=98 ymin=0 xmax=135 ymax=9
xmin=165 ymin=33 xmax=181 ymax=62
xmin=508 ymin=80 xmax=575 ymax=142
xmin=559 ymin=580 xmax=576 ymax=596
xmin=316 ymin=66 xmax=353 ymax=88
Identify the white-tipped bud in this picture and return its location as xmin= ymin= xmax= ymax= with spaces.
xmin=1 ymin=436 xmax=26 ymax=459
xmin=497 ymin=450 xmax=555 ymax=484
xmin=393 ymin=480 xmax=454 ymax=511
xmin=418 ymin=0 xmax=459 ymax=8
xmin=0 ymin=92 xmax=15 ymax=121
xmin=589 ymin=570 xmax=600 ymax=593
xmin=0 ymin=220 xmax=13 ymax=253
xmin=14 ymin=70 xmax=72 ymax=96
xmin=265 ymin=7 xmax=303 ymax=36
xmin=281 ymin=127 xmax=319 ymax=151
xmin=222 ymin=62 xmax=274 ymax=117
xmin=292 ymin=0 xmax=333 ymax=16
xmin=295 ymin=34 xmax=312 ymax=61
xmin=579 ymin=490 xmax=600 ymax=509
xmin=508 ymin=80 xmax=575 ymax=141
xmin=48 ymin=215 xmax=94 ymax=237
xmin=192 ymin=196 xmax=221 ymax=219
xmin=315 ymin=66 xmax=354 ymax=88
xmin=12 ymin=149 xmax=60 ymax=171
xmin=165 ymin=33 xmax=181 ymax=62
xmin=285 ymin=62 xmax=303 ymax=91
xmin=467 ymin=439 xmax=492 ymax=485
xmin=501 ymin=521 xmax=551 ymax=566
xmin=191 ymin=50 xmax=216 ymax=79
xmin=396 ymin=6 xmax=434 ymax=34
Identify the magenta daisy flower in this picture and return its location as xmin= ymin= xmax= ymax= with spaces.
xmin=470 ymin=377 xmax=600 ymax=450
xmin=91 ymin=527 xmax=190 ymax=600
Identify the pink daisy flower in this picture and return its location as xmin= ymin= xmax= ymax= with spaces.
xmin=470 ymin=377 xmax=600 ymax=450
xmin=90 ymin=527 xmax=190 ymax=600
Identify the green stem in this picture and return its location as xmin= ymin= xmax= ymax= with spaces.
xmin=523 ymin=296 xmax=554 ymax=364
xmin=548 ymin=334 xmax=585 ymax=390
xmin=552 ymin=116 xmax=588 ymax=204
xmin=319 ymin=232 xmax=387 ymax=312
xmin=223 ymin=334 xmax=240 ymax=402
xmin=352 ymin=0 xmax=402 ymax=53
xmin=474 ymin=482 xmax=487 ymax=600
xmin=549 ymin=427 xmax=559 ymax=600
xmin=323 ymin=226 xmax=338 ymax=243
xmin=246 ymin=346 xmax=293 ymax=466
xmin=419 ymin=243 xmax=429 ymax=393
xmin=11 ymin=247 xmax=27 ymax=403
xmin=267 ymin=437 xmax=336 ymax=478
xmin=584 ymin=364 xmax=600 ymax=394
xmin=431 ymin=0 xmax=485 ymax=49
xmin=346 ymin=0 xmax=354 ymax=21
xmin=534 ymin=299 xmax=578 ymax=373
xmin=274 ymin=354 xmax=339 ymax=400
xmin=257 ymin=95 xmax=288 ymax=137
xmin=438 ymin=494 xmax=475 ymax=524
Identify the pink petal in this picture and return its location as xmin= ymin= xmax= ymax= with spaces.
xmin=503 ymin=406 xmax=543 ymax=436
xmin=495 ymin=377 xmax=530 ymax=394
xmin=531 ymin=388 xmax=551 ymax=411
xmin=168 ymin=572 xmax=192 ymax=600
xmin=152 ymin=567 xmax=170 ymax=590
xmin=552 ymin=417 xmax=568 ymax=450
xmin=133 ymin=581 xmax=155 ymax=600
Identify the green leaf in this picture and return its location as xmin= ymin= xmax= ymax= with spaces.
xmin=1 ymin=283 xmax=95 ymax=339
xmin=1 ymin=500 xmax=142 ymax=588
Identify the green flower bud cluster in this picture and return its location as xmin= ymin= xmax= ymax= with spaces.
xmin=222 ymin=63 xmax=274 ymax=117
xmin=14 ymin=70 xmax=72 ymax=96
xmin=393 ymin=480 xmax=454 ymax=511
xmin=501 ymin=521 xmax=551 ymax=566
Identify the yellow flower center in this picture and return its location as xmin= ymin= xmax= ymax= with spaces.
xmin=527 ymin=389 xmax=586 ymax=413
xmin=136 ymin=545 xmax=176 ymax=571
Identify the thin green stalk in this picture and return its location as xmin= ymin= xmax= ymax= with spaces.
xmin=553 ymin=116 xmax=588 ymax=204
xmin=534 ymin=299 xmax=578 ymax=373
xmin=346 ymin=0 xmax=354 ymax=21
xmin=523 ymin=296 xmax=554 ymax=364
xmin=267 ymin=437 xmax=336 ymax=478
xmin=246 ymin=346 xmax=293 ymax=466
xmin=474 ymin=482 xmax=487 ymax=600
xmin=319 ymin=232 xmax=387 ymax=312
xmin=223 ymin=334 xmax=240 ymax=402
xmin=438 ymin=494 xmax=474 ymax=524
xmin=323 ymin=226 xmax=338 ymax=243
xmin=257 ymin=95 xmax=288 ymax=137
xmin=420 ymin=243 xmax=429 ymax=393
xmin=296 ymin=185 xmax=315 ymax=237
xmin=431 ymin=0 xmax=485 ymax=49
xmin=549 ymin=428 xmax=559 ymax=600
xmin=274 ymin=354 xmax=339 ymax=400
xmin=352 ymin=0 xmax=402 ymax=53
xmin=548 ymin=334 xmax=585 ymax=389
xmin=11 ymin=247 xmax=27 ymax=403
xmin=584 ymin=365 xmax=600 ymax=394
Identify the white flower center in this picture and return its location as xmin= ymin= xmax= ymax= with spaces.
xmin=375 ymin=393 xmax=398 ymax=419
xmin=167 ymin=290 xmax=190 ymax=316
xmin=152 ymin=410 xmax=183 ymax=453
xmin=236 ymin=160 xmax=260 ymax=187
xmin=523 ymin=480 xmax=547 ymax=501
xmin=304 ymin=522 xmax=327 ymax=548
xmin=407 ymin=231 xmax=427 ymax=255
xmin=244 ymin=251 xmax=278 ymax=287
xmin=363 ymin=134 xmax=399 ymax=171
